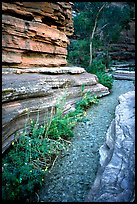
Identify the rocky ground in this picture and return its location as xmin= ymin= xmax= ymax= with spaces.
xmin=85 ymin=90 xmax=135 ymax=202
xmin=32 ymin=79 xmax=135 ymax=202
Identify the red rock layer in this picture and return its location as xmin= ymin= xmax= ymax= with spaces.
xmin=2 ymin=2 xmax=74 ymax=68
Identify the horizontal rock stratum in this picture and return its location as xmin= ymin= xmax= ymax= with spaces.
xmin=2 ymin=67 xmax=110 ymax=153
xmin=2 ymin=3 xmax=110 ymax=153
xmin=2 ymin=2 xmax=74 ymax=68
xmin=85 ymin=91 xmax=135 ymax=202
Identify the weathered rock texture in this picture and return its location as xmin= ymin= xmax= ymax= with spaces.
xmin=2 ymin=67 xmax=110 ymax=153
xmin=2 ymin=2 xmax=110 ymax=153
xmin=111 ymin=61 xmax=135 ymax=81
xmin=85 ymin=91 xmax=135 ymax=202
xmin=2 ymin=2 xmax=74 ymax=68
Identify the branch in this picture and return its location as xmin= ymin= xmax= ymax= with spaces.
xmin=49 ymin=155 xmax=59 ymax=172
xmin=95 ymin=23 xmax=109 ymax=35
xmin=89 ymin=3 xmax=107 ymax=66
xmin=35 ymin=192 xmax=40 ymax=202
xmin=91 ymin=3 xmax=107 ymax=40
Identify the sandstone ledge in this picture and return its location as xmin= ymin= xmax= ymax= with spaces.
xmin=2 ymin=67 xmax=109 ymax=153
xmin=85 ymin=91 xmax=135 ymax=202
xmin=2 ymin=66 xmax=86 ymax=75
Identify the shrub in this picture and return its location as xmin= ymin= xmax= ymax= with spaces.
xmin=87 ymin=58 xmax=113 ymax=90
xmin=87 ymin=58 xmax=106 ymax=73
xmin=2 ymin=133 xmax=46 ymax=200
xmin=76 ymin=92 xmax=99 ymax=110
xmin=95 ymin=71 xmax=113 ymax=90
xmin=2 ymin=91 xmax=99 ymax=201
xmin=67 ymin=39 xmax=90 ymax=67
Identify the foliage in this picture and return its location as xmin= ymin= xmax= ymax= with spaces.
xmin=87 ymin=58 xmax=113 ymax=90
xmin=2 ymin=91 xmax=99 ymax=201
xmin=96 ymin=72 xmax=113 ymax=90
xmin=76 ymin=92 xmax=99 ymax=110
xmin=68 ymin=39 xmax=90 ymax=67
xmin=87 ymin=58 xmax=106 ymax=73
xmin=68 ymin=2 xmax=134 ymax=68
xmin=2 ymin=121 xmax=67 ymax=201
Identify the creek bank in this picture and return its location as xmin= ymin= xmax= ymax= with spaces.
xmin=33 ymin=80 xmax=134 ymax=202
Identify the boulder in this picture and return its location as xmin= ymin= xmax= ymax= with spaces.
xmin=85 ymin=91 xmax=135 ymax=202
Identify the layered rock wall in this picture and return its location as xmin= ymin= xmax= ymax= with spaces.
xmin=2 ymin=2 xmax=74 ymax=68
xmin=2 ymin=67 xmax=109 ymax=153
xmin=95 ymin=3 xmax=135 ymax=62
xmin=2 ymin=2 xmax=110 ymax=153
xmin=109 ymin=3 xmax=135 ymax=61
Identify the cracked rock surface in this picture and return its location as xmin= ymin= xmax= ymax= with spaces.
xmin=33 ymin=80 xmax=134 ymax=202
xmin=85 ymin=90 xmax=135 ymax=202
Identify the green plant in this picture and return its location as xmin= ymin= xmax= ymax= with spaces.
xmin=95 ymin=72 xmax=113 ymax=90
xmin=87 ymin=58 xmax=113 ymax=90
xmin=68 ymin=2 xmax=134 ymax=68
xmin=76 ymin=92 xmax=99 ymax=110
xmin=2 ymin=91 xmax=99 ymax=201
xmin=67 ymin=39 xmax=90 ymax=67
xmin=87 ymin=58 xmax=106 ymax=73
xmin=2 ymin=134 xmax=46 ymax=200
xmin=2 ymin=117 xmax=68 ymax=200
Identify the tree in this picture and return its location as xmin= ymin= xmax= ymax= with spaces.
xmin=89 ymin=3 xmax=106 ymax=66
xmin=68 ymin=2 xmax=134 ymax=69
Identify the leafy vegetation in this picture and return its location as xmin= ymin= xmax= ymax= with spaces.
xmin=68 ymin=2 xmax=134 ymax=68
xmin=67 ymin=2 xmax=134 ymax=90
xmin=95 ymin=72 xmax=113 ymax=90
xmin=87 ymin=58 xmax=113 ymax=90
xmin=2 ymin=90 xmax=99 ymax=201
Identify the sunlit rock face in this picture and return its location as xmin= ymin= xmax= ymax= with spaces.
xmin=2 ymin=2 xmax=74 ymax=68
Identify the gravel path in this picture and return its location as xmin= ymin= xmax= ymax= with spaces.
xmin=37 ymin=80 xmax=135 ymax=202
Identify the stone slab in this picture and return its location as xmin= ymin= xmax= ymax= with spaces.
xmin=2 ymin=68 xmax=109 ymax=153
xmin=85 ymin=91 xmax=135 ymax=202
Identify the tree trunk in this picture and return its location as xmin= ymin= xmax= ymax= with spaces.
xmin=89 ymin=41 xmax=93 ymax=67
xmin=89 ymin=3 xmax=106 ymax=67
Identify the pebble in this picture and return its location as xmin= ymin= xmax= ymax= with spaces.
xmin=36 ymin=80 xmax=134 ymax=202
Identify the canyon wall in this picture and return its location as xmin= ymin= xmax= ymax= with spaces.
xmin=2 ymin=2 xmax=74 ymax=68
xmin=2 ymin=2 xmax=110 ymax=153
xmin=108 ymin=2 xmax=135 ymax=62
